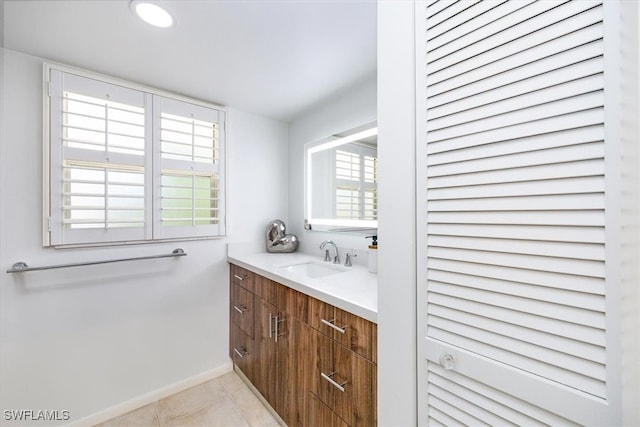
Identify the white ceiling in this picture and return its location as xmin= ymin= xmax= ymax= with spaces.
xmin=2 ymin=0 xmax=377 ymax=122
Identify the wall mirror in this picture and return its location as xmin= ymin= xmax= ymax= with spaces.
xmin=305 ymin=121 xmax=378 ymax=231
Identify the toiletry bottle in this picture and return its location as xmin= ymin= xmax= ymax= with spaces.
xmin=366 ymin=235 xmax=378 ymax=273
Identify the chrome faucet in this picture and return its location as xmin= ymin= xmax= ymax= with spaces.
xmin=320 ymin=240 xmax=340 ymax=264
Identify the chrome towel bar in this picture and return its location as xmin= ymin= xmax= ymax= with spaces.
xmin=6 ymin=248 xmax=186 ymax=273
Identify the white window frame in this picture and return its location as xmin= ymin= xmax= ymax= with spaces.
xmin=43 ymin=63 xmax=227 ymax=247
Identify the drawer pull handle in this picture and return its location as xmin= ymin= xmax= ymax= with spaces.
xmin=233 ymin=274 xmax=246 ymax=281
xmin=233 ymin=347 xmax=248 ymax=358
xmin=320 ymin=318 xmax=347 ymax=334
xmin=321 ymin=372 xmax=347 ymax=392
xmin=233 ymin=305 xmax=247 ymax=314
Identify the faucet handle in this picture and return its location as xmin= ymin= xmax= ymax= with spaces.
xmin=344 ymin=252 xmax=357 ymax=267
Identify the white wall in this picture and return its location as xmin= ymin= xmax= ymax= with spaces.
xmin=287 ymin=73 xmax=377 ymax=260
xmin=0 ymin=48 xmax=288 ymax=425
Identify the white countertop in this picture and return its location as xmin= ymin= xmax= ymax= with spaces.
xmin=227 ymin=244 xmax=377 ymax=323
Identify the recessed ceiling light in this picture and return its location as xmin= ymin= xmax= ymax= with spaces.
xmin=130 ymin=1 xmax=174 ymax=28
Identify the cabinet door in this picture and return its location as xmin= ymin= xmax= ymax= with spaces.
xmin=254 ymin=296 xmax=278 ymax=406
xmin=230 ymin=282 xmax=254 ymax=338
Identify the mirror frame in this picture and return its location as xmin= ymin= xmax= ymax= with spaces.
xmin=304 ymin=120 xmax=378 ymax=232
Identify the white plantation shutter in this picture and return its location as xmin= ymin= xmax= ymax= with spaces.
xmin=418 ymin=0 xmax=618 ymax=424
xmin=46 ymin=67 xmax=226 ymax=246
xmin=333 ymin=145 xmax=377 ymax=220
xmin=49 ymin=70 xmax=152 ymax=245
xmin=153 ymin=96 xmax=225 ymax=239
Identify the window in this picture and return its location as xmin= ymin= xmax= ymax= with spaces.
xmin=334 ymin=145 xmax=378 ymax=221
xmin=45 ymin=65 xmax=226 ymax=246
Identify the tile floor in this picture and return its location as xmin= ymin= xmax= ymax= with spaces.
xmin=94 ymin=371 xmax=281 ymax=427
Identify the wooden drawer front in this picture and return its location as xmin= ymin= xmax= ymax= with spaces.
xmin=231 ymin=324 xmax=254 ymax=380
xmin=334 ymin=308 xmax=377 ymax=363
xmin=309 ymin=297 xmax=336 ymax=337
xmin=310 ymin=329 xmax=376 ymax=427
xmin=310 ymin=297 xmax=377 ymax=363
xmin=309 ymin=392 xmax=350 ymax=427
xmin=231 ymin=283 xmax=254 ymax=338
xmin=231 ymin=264 xmax=255 ymax=292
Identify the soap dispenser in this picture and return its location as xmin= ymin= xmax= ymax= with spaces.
xmin=365 ymin=235 xmax=378 ymax=273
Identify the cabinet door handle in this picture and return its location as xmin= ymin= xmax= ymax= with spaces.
xmin=269 ymin=313 xmax=274 ymax=338
xmin=320 ymin=318 xmax=347 ymax=334
xmin=233 ymin=274 xmax=246 ymax=281
xmin=321 ymin=372 xmax=347 ymax=392
xmin=273 ymin=316 xmax=286 ymax=343
xmin=233 ymin=347 xmax=248 ymax=358
xmin=233 ymin=305 xmax=247 ymax=314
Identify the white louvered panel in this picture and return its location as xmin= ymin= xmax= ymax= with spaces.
xmin=429 ymin=159 xmax=604 ymax=188
xmin=429 ymin=73 xmax=603 ymax=130
xmin=428 ymin=234 xmax=604 ymax=260
xmin=429 ymin=40 xmax=603 ymax=107
xmin=427 ymin=318 xmax=606 ymax=397
xmin=428 ymin=223 xmax=605 ymax=244
xmin=423 ymin=0 xmax=611 ymax=420
xmin=427 ymin=0 xmax=534 ymax=60
xmin=428 ymin=1 xmax=602 ymax=76
xmin=429 ymin=246 xmax=604 ymax=277
xmin=428 ymin=91 xmax=603 ymax=143
xmin=428 ymin=24 xmax=603 ymax=96
xmin=427 ymin=363 xmax=580 ymax=426
xmin=430 ymin=382 xmax=509 ymax=426
xmin=429 ymin=303 xmax=605 ymax=363
xmin=429 ymin=57 xmax=604 ymax=117
xmin=429 ymin=258 xmax=605 ymax=296
xmin=426 ymin=0 xmax=482 ymax=33
xmin=428 ymin=109 xmax=603 ymax=154
xmin=428 ymin=282 xmax=605 ymax=329
xmin=429 ymin=142 xmax=604 ymax=176
xmin=428 ymin=176 xmax=604 ymax=199
xmin=429 ymin=193 xmax=604 ymax=212
xmin=427 ymin=0 xmax=521 ymax=43
xmin=428 ymin=210 xmax=603 ymax=227
xmin=428 ymin=126 xmax=604 ymax=166
xmin=429 ymin=394 xmax=490 ymax=427
xmin=429 ymin=269 xmax=605 ymax=313
xmin=428 ymin=291 xmax=605 ymax=347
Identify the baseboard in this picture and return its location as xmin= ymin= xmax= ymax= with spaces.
xmin=67 ymin=362 xmax=233 ymax=427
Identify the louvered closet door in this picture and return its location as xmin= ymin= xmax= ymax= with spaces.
xmin=418 ymin=0 xmax=617 ymax=425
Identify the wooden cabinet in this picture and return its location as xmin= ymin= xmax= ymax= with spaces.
xmin=305 ymin=322 xmax=376 ymax=426
xmin=229 ymin=263 xmax=377 ymax=426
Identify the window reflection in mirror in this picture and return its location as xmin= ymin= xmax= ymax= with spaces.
xmin=305 ymin=121 xmax=377 ymax=231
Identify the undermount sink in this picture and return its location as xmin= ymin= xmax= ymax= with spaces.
xmin=279 ymin=261 xmax=347 ymax=278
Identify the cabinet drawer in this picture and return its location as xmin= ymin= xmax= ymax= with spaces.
xmin=231 ymin=323 xmax=254 ymax=380
xmin=231 ymin=264 xmax=255 ymax=293
xmin=334 ymin=307 xmax=377 ymax=363
xmin=310 ymin=297 xmax=377 ymax=363
xmin=309 ymin=392 xmax=350 ymax=427
xmin=310 ymin=328 xmax=376 ymax=427
xmin=231 ymin=282 xmax=254 ymax=338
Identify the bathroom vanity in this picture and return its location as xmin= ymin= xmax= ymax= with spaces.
xmin=227 ymin=248 xmax=377 ymax=426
